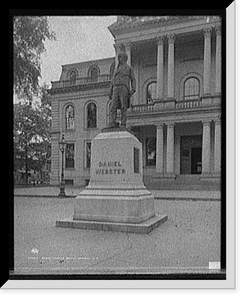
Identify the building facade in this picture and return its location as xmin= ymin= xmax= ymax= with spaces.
xmin=49 ymin=16 xmax=222 ymax=187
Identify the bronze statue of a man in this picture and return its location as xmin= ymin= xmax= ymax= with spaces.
xmin=108 ymin=52 xmax=136 ymax=128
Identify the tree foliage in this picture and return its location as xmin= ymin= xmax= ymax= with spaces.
xmin=13 ymin=16 xmax=55 ymax=101
xmin=13 ymin=86 xmax=52 ymax=182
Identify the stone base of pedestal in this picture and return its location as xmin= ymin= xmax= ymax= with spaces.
xmin=56 ymin=215 xmax=168 ymax=234
xmin=73 ymin=184 xmax=156 ymax=223
xmin=56 ymin=128 xmax=168 ymax=234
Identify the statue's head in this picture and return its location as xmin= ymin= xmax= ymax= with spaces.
xmin=117 ymin=52 xmax=128 ymax=63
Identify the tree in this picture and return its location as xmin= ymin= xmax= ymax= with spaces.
xmin=13 ymin=86 xmax=51 ymax=184
xmin=13 ymin=16 xmax=55 ymax=102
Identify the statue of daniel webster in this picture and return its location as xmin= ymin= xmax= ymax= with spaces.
xmin=108 ymin=52 xmax=136 ymax=128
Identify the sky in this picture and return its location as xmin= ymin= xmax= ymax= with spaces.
xmin=40 ymin=16 xmax=117 ymax=86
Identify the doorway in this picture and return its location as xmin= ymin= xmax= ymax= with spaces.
xmin=180 ymin=135 xmax=202 ymax=174
xmin=191 ymin=147 xmax=202 ymax=174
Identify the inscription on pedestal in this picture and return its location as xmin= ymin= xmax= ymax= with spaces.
xmin=95 ymin=161 xmax=126 ymax=175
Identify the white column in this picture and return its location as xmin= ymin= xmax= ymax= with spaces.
xmin=214 ymin=119 xmax=221 ymax=174
xmin=203 ymin=28 xmax=212 ymax=96
xmin=202 ymin=120 xmax=211 ymax=175
xmin=156 ymin=124 xmax=164 ymax=173
xmin=215 ymin=26 xmax=222 ymax=95
xmin=166 ymin=122 xmax=175 ymax=174
xmin=156 ymin=36 xmax=164 ymax=100
xmin=125 ymin=42 xmax=131 ymax=67
xmin=167 ymin=34 xmax=175 ymax=99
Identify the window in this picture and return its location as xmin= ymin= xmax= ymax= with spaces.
xmin=65 ymin=179 xmax=73 ymax=185
xmin=65 ymin=143 xmax=75 ymax=169
xmin=85 ymin=141 xmax=91 ymax=169
xmin=146 ymin=138 xmax=156 ymax=166
xmin=65 ymin=105 xmax=75 ymax=130
xmin=89 ymin=66 xmax=99 ymax=82
xmin=87 ymin=102 xmax=97 ymax=128
xmin=146 ymin=82 xmax=157 ymax=103
xmin=184 ymin=77 xmax=200 ymax=100
xmin=69 ymin=69 xmax=77 ymax=85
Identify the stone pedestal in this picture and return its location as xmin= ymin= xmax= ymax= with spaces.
xmin=56 ymin=128 xmax=167 ymax=233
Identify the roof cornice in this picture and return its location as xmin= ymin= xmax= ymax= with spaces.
xmin=108 ymin=16 xmax=221 ymax=37
xmin=48 ymin=81 xmax=110 ymax=95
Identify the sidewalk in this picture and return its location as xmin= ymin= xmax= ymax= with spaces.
xmin=14 ymin=186 xmax=221 ymax=200
xmin=13 ymin=195 xmax=222 ymax=275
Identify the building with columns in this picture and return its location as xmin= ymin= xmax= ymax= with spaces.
xmin=49 ymin=16 xmax=222 ymax=187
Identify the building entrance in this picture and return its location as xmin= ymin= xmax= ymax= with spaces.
xmin=180 ymin=135 xmax=202 ymax=175
xmin=191 ymin=147 xmax=202 ymax=174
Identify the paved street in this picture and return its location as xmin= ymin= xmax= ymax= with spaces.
xmin=13 ymin=189 xmax=221 ymax=275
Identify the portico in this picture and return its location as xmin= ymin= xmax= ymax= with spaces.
xmin=116 ymin=24 xmax=222 ymax=181
xmin=130 ymin=118 xmax=221 ymax=181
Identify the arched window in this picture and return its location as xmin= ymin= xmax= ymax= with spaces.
xmin=65 ymin=105 xmax=75 ymax=130
xmin=89 ymin=66 xmax=99 ymax=82
xmin=87 ymin=102 xmax=97 ymax=128
xmin=68 ymin=69 xmax=77 ymax=85
xmin=146 ymin=82 xmax=157 ymax=103
xmin=184 ymin=77 xmax=200 ymax=100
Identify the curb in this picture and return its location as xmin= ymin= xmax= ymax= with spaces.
xmin=14 ymin=194 xmax=76 ymax=198
xmin=154 ymin=197 xmax=221 ymax=201
xmin=14 ymin=194 xmax=221 ymax=201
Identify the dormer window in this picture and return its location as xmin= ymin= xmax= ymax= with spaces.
xmin=88 ymin=65 xmax=100 ymax=82
xmin=68 ymin=69 xmax=77 ymax=85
